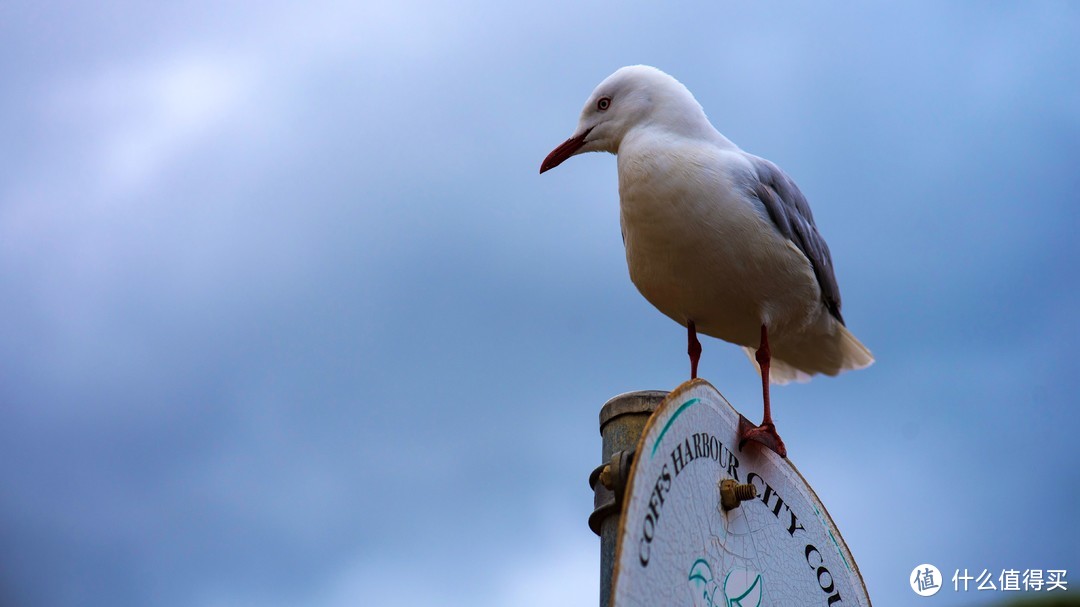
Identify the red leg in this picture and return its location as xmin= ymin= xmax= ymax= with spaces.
xmin=687 ymin=320 xmax=701 ymax=380
xmin=738 ymin=324 xmax=787 ymax=458
xmin=757 ymin=325 xmax=773 ymax=427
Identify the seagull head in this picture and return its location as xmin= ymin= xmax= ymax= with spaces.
xmin=540 ymin=65 xmax=712 ymax=173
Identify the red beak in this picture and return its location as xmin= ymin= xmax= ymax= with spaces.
xmin=539 ymin=128 xmax=592 ymax=174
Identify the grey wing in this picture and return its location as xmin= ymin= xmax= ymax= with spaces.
xmin=747 ymin=155 xmax=845 ymax=325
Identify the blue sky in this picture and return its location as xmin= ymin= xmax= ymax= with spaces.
xmin=1 ymin=2 xmax=1077 ymax=606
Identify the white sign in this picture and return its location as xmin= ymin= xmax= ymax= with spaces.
xmin=612 ymin=379 xmax=871 ymax=606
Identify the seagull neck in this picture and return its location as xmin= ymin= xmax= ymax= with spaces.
xmin=709 ymin=130 xmax=738 ymax=149
xmin=622 ymin=121 xmax=737 ymax=151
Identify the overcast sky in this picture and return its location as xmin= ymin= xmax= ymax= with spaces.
xmin=1 ymin=2 xmax=1078 ymax=606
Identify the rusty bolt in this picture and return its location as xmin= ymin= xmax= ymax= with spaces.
xmin=598 ymin=464 xmax=614 ymax=489
xmin=719 ymin=478 xmax=758 ymax=511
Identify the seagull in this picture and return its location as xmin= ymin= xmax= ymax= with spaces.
xmin=540 ymin=66 xmax=873 ymax=458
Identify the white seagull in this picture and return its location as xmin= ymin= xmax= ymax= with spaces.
xmin=540 ymin=65 xmax=873 ymax=457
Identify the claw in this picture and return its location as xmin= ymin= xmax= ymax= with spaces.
xmin=738 ymin=414 xmax=787 ymax=458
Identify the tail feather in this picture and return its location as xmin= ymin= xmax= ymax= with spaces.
xmin=743 ymin=324 xmax=873 ymax=386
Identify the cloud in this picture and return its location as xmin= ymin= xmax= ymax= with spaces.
xmin=280 ymin=505 xmax=597 ymax=607
xmin=490 ymin=532 xmax=597 ymax=607
xmin=71 ymin=53 xmax=260 ymax=195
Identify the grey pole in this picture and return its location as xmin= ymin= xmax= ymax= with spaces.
xmin=589 ymin=390 xmax=667 ymax=607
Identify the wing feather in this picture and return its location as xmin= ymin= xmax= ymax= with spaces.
xmin=746 ymin=155 xmax=844 ymax=325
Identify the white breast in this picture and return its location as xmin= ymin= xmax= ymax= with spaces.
xmin=616 ymin=136 xmax=824 ymax=350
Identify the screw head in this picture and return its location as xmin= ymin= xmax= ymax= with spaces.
xmin=598 ymin=464 xmax=614 ymax=489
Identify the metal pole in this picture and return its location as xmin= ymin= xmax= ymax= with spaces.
xmin=589 ymin=390 xmax=667 ymax=607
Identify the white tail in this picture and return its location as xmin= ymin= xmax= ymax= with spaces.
xmin=742 ymin=324 xmax=874 ymax=385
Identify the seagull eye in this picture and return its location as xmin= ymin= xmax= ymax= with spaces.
xmin=597 ymin=97 xmax=611 ymax=111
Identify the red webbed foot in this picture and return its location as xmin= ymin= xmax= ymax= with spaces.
xmin=738 ymin=414 xmax=788 ymax=458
